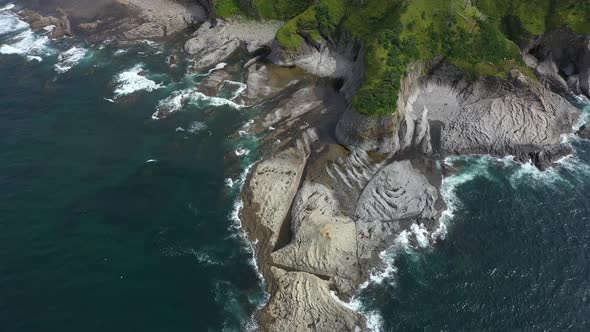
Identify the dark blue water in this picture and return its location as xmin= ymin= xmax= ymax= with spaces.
xmin=359 ymin=138 xmax=590 ymax=331
xmin=3 ymin=3 xmax=590 ymax=331
xmin=0 ymin=6 xmax=264 ymax=331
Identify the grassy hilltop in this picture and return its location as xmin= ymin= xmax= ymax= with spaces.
xmin=213 ymin=0 xmax=590 ymax=115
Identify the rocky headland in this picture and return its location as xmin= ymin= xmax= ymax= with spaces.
xmin=12 ymin=0 xmax=590 ymax=330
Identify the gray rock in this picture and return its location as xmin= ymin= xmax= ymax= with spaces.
xmin=354 ymin=161 xmax=439 ymax=260
xmin=185 ymin=19 xmax=283 ymax=70
xmin=271 ymin=183 xmax=360 ymax=291
xmin=576 ymin=124 xmax=590 ymax=140
xmin=242 ymin=64 xmax=298 ymax=104
xmin=260 ymin=268 xmax=365 ymax=332
xmin=241 ymin=147 xmax=307 ymax=254
xmin=20 ymin=9 xmax=72 ymax=38
xmin=568 ymin=75 xmax=582 ymax=95
xmin=262 ymin=87 xmax=323 ymax=128
xmin=524 ymin=28 xmax=590 ymax=97
xmin=197 ymin=70 xmax=231 ymax=96
xmin=337 ymin=62 xmax=580 ymax=169
xmin=118 ymin=0 xmax=206 ymax=40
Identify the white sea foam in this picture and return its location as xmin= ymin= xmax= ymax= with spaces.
xmin=0 ymin=9 xmax=55 ymax=59
xmin=188 ymin=121 xmax=207 ymax=134
xmin=113 ymin=49 xmax=128 ymax=56
xmin=0 ymin=9 xmax=27 ymax=35
xmin=162 ymin=247 xmax=221 ymax=265
xmin=54 ymin=46 xmax=88 ymax=73
xmin=224 ymin=80 xmax=247 ymax=100
xmin=0 ymin=4 xmax=15 ymax=11
xmin=235 ymin=148 xmax=250 ymax=157
xmin=153 ymin=88 xmax=242 ymax=119
xmin=227 ymin=163 xmax=270 ymax=313
xmin=0 ymin=29 xmax=52 ymax=57
xmin=411 ymin=223 xmax=430 ymax=248
xmin=225 ymin=178 xmax=234 ymax=188
xmin=43 ymin=25 xmax=55 ymax=33
xmin=113 ymin=64 xmax=163 ymax=98
xmin=26 ymin=55 xmax=42 ymax=62
xmin=334 ymin=293 xmax=384 ymax=332
xmin=204 ymin=62 xmax=227 ymax=75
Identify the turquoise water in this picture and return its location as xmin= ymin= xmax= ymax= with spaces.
xmin=3 ymin=3 xmax=590 ymax=331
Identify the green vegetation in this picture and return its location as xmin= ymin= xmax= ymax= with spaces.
xmin=214 ymin=0 xmax=313 ymax=20
xmin=214 ymin=0 xmax=243 ymax=18
xmin=215 ymin=0 xmax=590 ymax=115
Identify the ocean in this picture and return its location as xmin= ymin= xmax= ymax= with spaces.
xmin=2 ymin=2 xmax=590 ymax=331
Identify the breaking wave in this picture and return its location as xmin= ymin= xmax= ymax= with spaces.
xmin=54 ymin=46 xmax=89 ymax=73
xmin=152 ymin=88 xmax=242 ymax=119
xmin=113 ymin=64 xmax=164 ymax=98
xmin=0 ymin=8 xmax=55 ymax=60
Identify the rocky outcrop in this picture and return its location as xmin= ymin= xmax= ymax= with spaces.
xmin=197 ymin=69 xmax=232 ymax=96
xmin=355 ymin=161 xmax=439 ymax=263
xmin=234 ymin=12 xmax=585 ymax=332
xmin=268 ymin=31 xmax=363 ymax=82
xmin=260 ymin=268 xmax=365 ymax=332
xmin=117 ymin=0 xmax=205 ymax=39
xmin=20 ymin=8 xmax=72 ymax=38
xmin=337 ymin=62 xmax=579 ymax=169
xmin=185 ymin=19 xmax=283 ymax=70
xmin=240 ymin=64 xmax=302 ymax=105
xmin=242 ymin=146 xmax=308 ymax=257
xmin=271 ymin=182 xmax=360 ymax=295
xmin=261 ymin=87 xmax=323 ymax=128
xmin=577 ymin=124 xmax=590 ymax=140
xmin=336 ymin=61 xmax=429 ymax=154
xmin=524 ymin=27 xmax=590 ymax=98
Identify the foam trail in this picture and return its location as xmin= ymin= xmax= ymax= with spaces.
xmin=227 ymin=163 xmax=270 ymax=330
xmin=153 ymin=88 xmax=242 ymax=119
xmin=113 ymin=64 xmax=163 ymax=98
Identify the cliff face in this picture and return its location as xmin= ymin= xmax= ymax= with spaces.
xmin=336 ymin=61 xmax=579 ymax=169
xmin=175 ymin=1 xmax=589 ymax=330
xmin=233 ymin=9 xmax=585 ymax=332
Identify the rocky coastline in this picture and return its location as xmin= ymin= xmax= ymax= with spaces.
xmin=12 ymin=1 xmax=590 ymax=330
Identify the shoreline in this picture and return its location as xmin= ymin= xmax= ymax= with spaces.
xmin=4 ymin=1 xmax=590 ymax=330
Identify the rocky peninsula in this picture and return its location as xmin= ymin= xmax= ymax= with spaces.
xmin=14 ymin=0 xmax=590 ymax=330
